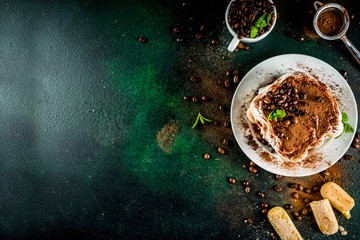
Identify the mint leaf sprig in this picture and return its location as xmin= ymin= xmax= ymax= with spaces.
xmin=335 ymin=112 xmax=354 ymax=139
xmin=250 ymin=13 xmax=272 ymax=38
xmin=267 ymin=109 xmax=286 ymax=121
xmin=192 ymin=113 xmax=213 ymax=129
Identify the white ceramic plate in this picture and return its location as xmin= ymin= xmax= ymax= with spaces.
xmin=230 ymin=54 xmax=357 ymax=177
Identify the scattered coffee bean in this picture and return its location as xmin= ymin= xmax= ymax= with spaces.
xmin=183 ymin=96 xmax=190 ymax=101
xmin=250 ymin=161 xmax=256 ymax=167
xmin=203 ymin=153 xmax=210 ymax=160
xmin=353 ymin=137 xmax=359 ymax=143
xmin=201 ymin=96 xmax=209 ymax=101
xmin=271 ymin=236 xmax=278 ymax=240
xmin=192 ymin=97 xmax=198 ymax=103
xmin=249 ymin=166 xmax=258 ymax=174
xmin=173 ymin=27 xmax=180 ymax=33
xmin=242 ymin=181 xmax=249 ymax=186
xmin=244 ymin=186 xmax=250 ymax=193
xmin=233 ymin=70 xmax=240 ymax=75
xmin=228 ymin=177 xmax=236 ymax=184
xmin=222 ymin=55 xmax=227 ymax=60
xmin=303 ymin=198 xmax=310 ymax=204
xmin=298 ymin=185 xmax=304 ymax=191
xmin=352 ymin=143 xmax=360 ymax=149
xmin=195 ymin=33 xmax=202 ymax=39
xmin=301 ymin=209 xmax=308 ymax=216
xmin=223 ymin=122 xmax=230 ymax=128
xmin=322 ymin=171 xmax=330 ymax=176
xmin=233 ymin=75 xmax=239 ymax=84
xmin=190 ymin=76 xmax=197 ymax=82
xmin=351 ymin=13 xmax=354 ymax=19
xmin=138 ymin=37 xmax=147 ymax=43
xmin=295 ymin=216 xmax=302 ymax=221
xmin=189 ymin=16 xmax=195 ymax=21
xmin=257 ymin=192 xmax=265 ymax=198
xmin=226 ymin=71 xmax=231 ymax=77
xmin=188 ymin=58 xmax=195 ymax=63
xmin=290 ymin=183 xmax=298 ymax=189
xmin=218 ymin=147 xmax=225 ymax=155
xmin=262 ymin=203 xmax=269 ymax=208
xmin=285 ymin=204 xmax=293 ymax=209
xmin=292 ymin=192 xmax=299 ymax=199
xmin=312 ymin=186 xmax=320 ymax=192
xmin=344 ymin=155 xmax=353 ymax=160
xmin=296 ymin=35 xmax=305 ymax=42
xmin=305 ymin=188 xmax=311 ymax=194
xmin=247 ymin=218 xmax=254 ymax=225
xmin=176 ymin=38 xmax=183 ymax=42
xmin=223 ymin=138 xmax=229 ymax=146
xmin=342 ymin=70 xmax=348 ymax=77
xmin=219 ymin=105 xmax=224 ymax=111
xmin=261 ymin=208 xmax=269 ymax=215
xmin=275 ymin=175 xmax=282 ymax=180
xmin=200 ymin=25 xmax=205 ymax=31
xmin=225 ymin=80 xmax=230 ymax=87
xmin=211 ymin=40 xmax=220 ymax=45
xmin=213 ymin=120 xmax=220 ymax=126
xmin=274 ymin=185 xmax=282 ymax=192
xmin=293 ymin=211 xmax=300 ymax=217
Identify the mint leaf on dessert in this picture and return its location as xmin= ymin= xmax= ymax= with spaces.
xmin=250 ymin=26 xmax=258 ymax=38
xmin=335 ymin=111 xmax=354 ymax=139
xmin=192 ymin=113 xmax=213 ymax=129
xmin=267 ymin=109 xmax=286 ymax=121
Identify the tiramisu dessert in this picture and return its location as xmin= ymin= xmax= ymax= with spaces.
xmin=247 ymin=72 xmax=343 ymax=162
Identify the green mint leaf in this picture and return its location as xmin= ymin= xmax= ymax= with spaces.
xmin=344 ymin=123 xmax=354 ymax=133
xmin=335 ymin=129 xmax=344 ymax=139
xmin=276 ymin=109 xmax=286 ymax=118
xmin=250 ymin=26 xmax=258 ymax=38
xmin=341 ymin=111 xmax=348 ymax=123
xmin=274 ymin=115 xmax=278 ymax=121
xmin=200 ymin=117 xmax=205 ymax=125
xmin=268 ymin=109 xmax=275 ymax=121
xmin=192 ymin=114 xmax=201 ymax=128
xmin=200 ymin=115 xmax=213 ymax=123
xmin=255 ymin=13 xmax=271 ymax=28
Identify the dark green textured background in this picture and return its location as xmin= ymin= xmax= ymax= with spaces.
xmin=0 ymin=0 xmax=359 ymax=239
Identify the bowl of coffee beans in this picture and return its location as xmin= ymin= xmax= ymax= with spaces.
xmin=225 ymin=0 xmax=277 ymax=52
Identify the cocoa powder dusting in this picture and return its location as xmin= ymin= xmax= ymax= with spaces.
xmin=317 ymin=10 xmax=344 ymax=36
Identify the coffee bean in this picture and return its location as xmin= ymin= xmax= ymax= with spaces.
xmin=223 ymin=122 xmax=230 ymax=128
xmin=271 ymin=236 xmax=278 ymax=240
xmin=203 ymin=153 xmax=210 ymax=160
xmin=138 ymin=37 xmax=147 ymax=43
xmin=244 ymin=45 xmax=250 ymax=50
xmin=200 ymin=25 xmax=205 ymax=31
xmin=344 ymin=155 xmax=353 ymax=160
xmin=305 ymin=188 xmax=311 ymax=194
xmin=226 ymin=71 xmax=231 ymax=77
xmin=188 ymin=58 xmax=195 ymax=63
xmin=242 ymin=181 xmax=249 ymax=186
xmin=292 ymin=192 xmax=299 ymax=199
xmin=195 ymin=33 xmax=202 ymax=39
xmin=218 ymin=147 xmax=225 ymax=155
xmin=296 ymin=35 xmax=304 ymax=42
xmin=173 ymin=27 xmax=180 ymax=33
xmin=189 ymin=16 xmax=195 ymax=21
xmin=257 ymin=192 xmax=265 ymax=198
xmin=228 ymin=177 xmax=236 ymax=184
xmin=285 ymin=204 xmax=293 ymax=209
xmin=352 ymin=143 xmax=360 ymax=149
xmin=322 ymin=171 xmax=330 ymax=176
xmin=233 ymin=75 xmax=239 ymax=84
xmin=225 ymin=80 xmax=230 ymax=87
xmin=293 ymin=211 xmax=300 ymax=217
xmin=262 ymin=203 xmax=269 ymax=208
xmin=211 ymin=40 xmax=220 ymax=45
xmin=284 ymin=119 xmax=291 ymax=126
xmin=223 ymin=139 xmax=229 ymax=146
xmin=233 ymin=70 xmax=240 ymax=75
xmin=298 ymin=185 xmax=304 ymax=191
xmin=213 ymin=120 xmax=220 ymax=126
xmin=351 ymin=13 xmax=354 ymax=19
xmin=312 ymin=186 xmax=320 ymax=192
xmin=275 ymin=175 xmax=282 ymax=180
xmin=219 ymin=105 xmax=224 ymax=111
xmin=295 ymin=216 xmax=302 ymax=221
xmin=249 ymin=166 xmax=258 ymax=173
xmin=301 ymin=209 xmax=308 ymax=215
xmin=247 ymin=218 xmax=254 ymax=224
xmin=201 ymin=96 xmax=209 ymax=101
xmin=303 ymin=198 xmax=310 ymax=204
xmin=190 ymin=76 xmax=197 ymax=82
xmin=192 ymin=97 xmax=198 ymax=103
xmin=250 ymin=161 xmax=256 ymax=167
xmin=183 ymin=96 xmax=190 ymax=101
xmin=342 ymin=70 xmax=348 ymax=77
xmin=182 ymin=2 xmax=187 ymax=7
xmin=289 ymin=183 xmax=298 ymax=189
xmin=261 ymin=208 xmax=269 ymax=215
xmin=274 ymin=186 xmax=282 ymax=192
xmin=176 ymin=38 xmax=183 ymax=42
xmin=244 ymin=186 xmax=250 ymax=193
xmin=353 ymin=137 xmax=359 ymax=143
xmin=222 ymin=55 xmax=227 ymax=60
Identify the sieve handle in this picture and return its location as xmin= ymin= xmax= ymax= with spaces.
xmin=341 ymin=35 xmax=360 ymax=65
xmin=313 ymin=1 xmax=323 ymax=10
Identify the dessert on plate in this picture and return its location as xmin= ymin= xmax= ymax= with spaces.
xmin=247 ymin=72 xmax=343 ymax=162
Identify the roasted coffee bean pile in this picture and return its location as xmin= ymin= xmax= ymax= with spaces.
xmin=228 ymin=0 xmax=275 ymax=38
